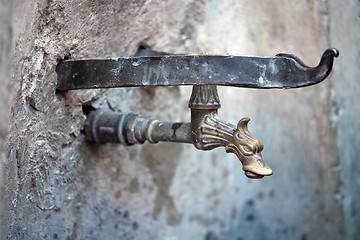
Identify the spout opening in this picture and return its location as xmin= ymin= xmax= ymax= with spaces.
xmin=245 ymin=171 xmax=264 ymax=179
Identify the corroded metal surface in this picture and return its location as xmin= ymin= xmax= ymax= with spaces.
xmin=56 ymin=48 xmax=339 ymax=90
xmin=84 ymin=110 xmax=191 ymax=145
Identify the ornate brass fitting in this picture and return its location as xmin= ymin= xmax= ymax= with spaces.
xmin=188 ymin=85 xmax=272 ymax=178
xmin=85 ymin=85 xmax=272 ymax=178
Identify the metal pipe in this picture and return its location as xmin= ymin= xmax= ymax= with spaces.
xmin=84 ymin=110 xmax=191 ymax=145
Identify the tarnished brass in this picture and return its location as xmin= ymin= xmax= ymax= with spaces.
xmin=189 ymin=85 xmax=272 ymax=178
xmin=193 ymin=111 xmax=272 ymax=178
xmin=188 ymin=85 xmax=221 ymax=109
xmin=85 ymin=85 xmax=272 ymax=179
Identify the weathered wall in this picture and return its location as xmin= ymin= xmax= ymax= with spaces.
xmin=3 ymin=0 xmax=360 ymax=239
xmin=0 ymin=0 xmax=13 ymax=235
xmin=328 ymin=2 xmax=360 ymax=239
xmin=0 ymin=0 xmax=12 ymax=150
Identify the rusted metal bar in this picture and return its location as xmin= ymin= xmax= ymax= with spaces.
xmin=56 ymin=48 xmax=339 ymax=91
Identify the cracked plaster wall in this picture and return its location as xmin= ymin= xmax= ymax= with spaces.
xmin=2 ymin=0 xmax=360 ymax=239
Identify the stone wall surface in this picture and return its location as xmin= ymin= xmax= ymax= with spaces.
xmin=2 ymin=0 xmax=360 ymax=240
xmin=0 ymin=0 xmax=12 ymax=150
xmin=328 ymin=2 xmax=360 ymax=239
xmin=0 ymin=0 xmax=13 ymax=236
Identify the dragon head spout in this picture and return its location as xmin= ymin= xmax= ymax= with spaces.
xmin=225 ymin=118 xmax=273 ymax=179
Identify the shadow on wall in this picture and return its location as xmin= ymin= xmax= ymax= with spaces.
xmin=205 ymin=199 xmax=310 ymax=240
xmin=205 ymin=199 xmax=266 ymax=240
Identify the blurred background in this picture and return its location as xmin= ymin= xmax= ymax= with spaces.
xmin=1 ymin=0 xmax=359 ymax=239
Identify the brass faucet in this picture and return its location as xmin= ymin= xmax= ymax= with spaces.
xmin=57 ymin=48 xmax=339 ymax=178
xmin=84 ymin=84 xmax=272 ymax=178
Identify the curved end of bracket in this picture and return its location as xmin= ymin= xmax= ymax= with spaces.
xmin=276 ymin=48 xmax=339 ymax=88
xmin=323 ymin=48 xmax=340 ymax=58
xmin=319 ymin=48 xmax=339 ymax=69
xmin=312 ymin=48 xmax=339 ymax=84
